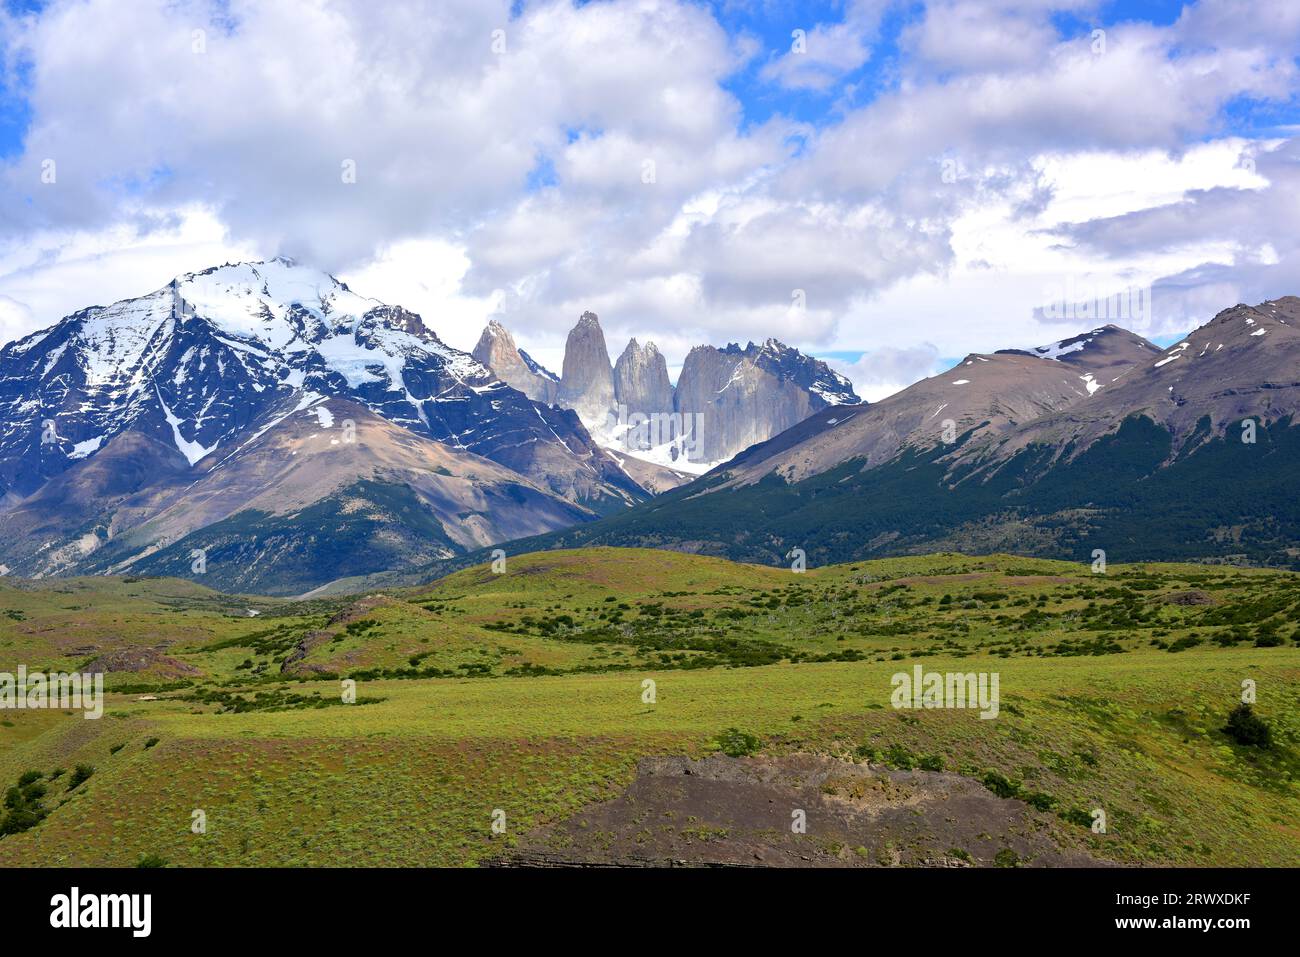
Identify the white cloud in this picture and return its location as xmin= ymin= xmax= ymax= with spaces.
xmin=899 ymin=1 xmax=1066 ymax=75
xmin=0 ymin=0 xmax=1296 ymax=382
xmin=760 ymin=0 xmax=886 ymax=91
xmin=0 ymin=205 xmax=254 ymax=333
xmin=0 ymin=294 xmax=31 ymax=346
xmin=339 ymin=238 xmax=502 ymax=354
xmin=830 ymin=344 xmax=945 ymax=403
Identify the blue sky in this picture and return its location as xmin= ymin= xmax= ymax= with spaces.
xmin=1 ymin=0 xmax=1299 ymax=399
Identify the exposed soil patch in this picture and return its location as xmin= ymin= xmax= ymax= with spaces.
xmin=495 ymin=753 xmax=1110 ymax=868
xmin=1162 ymin=589 xmax=1215 ymax=606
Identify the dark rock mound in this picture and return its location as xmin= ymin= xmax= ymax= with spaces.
xmin=83 ymin=647 xmax=202 ymax=678
xmin=492 ymin=752 xmax=1111 ymax=868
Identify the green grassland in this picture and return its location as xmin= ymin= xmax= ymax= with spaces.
xmin=0 ymin=547 xmax=1297 ymax=867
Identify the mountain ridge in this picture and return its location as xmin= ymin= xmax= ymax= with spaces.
xmin=412 ymin=299 xmax=1300 ymax=580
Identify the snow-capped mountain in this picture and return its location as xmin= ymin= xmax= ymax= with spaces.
xmin=0 ymin=259 xmax=641 ymax=511
xmin=0 ymin=260 xmax=646 ymax=592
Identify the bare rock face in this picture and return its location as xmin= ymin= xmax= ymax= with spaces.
xmin=82 ymin=647 xmax=202 ymax=678
xmin=559 ymin=311 xmax=616 ymax=427
xmin=485 ymin=315 xmax=859 ymax=468
xmin=613 ymin=339 xmax=674 ymax=417
xmin=496 ymin=752 xmax=1106 ymax=868
xmin=472 ymin=320 xmax=559 ymax=404
xmin=675 ymin=340 xmax=859 ymax=463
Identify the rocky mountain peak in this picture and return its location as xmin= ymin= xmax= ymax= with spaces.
xmin=471 ymin=319 xmax=559 ymax=405
xmin=473 ymin=319 xmax=520 ymax=364
xmin=613 ymin=337 xmax=674 ymax=420
xmin=474 ymin=314 xmax=860 ymax=471
xmin=560 ymin=311 xmax=616 ymax=427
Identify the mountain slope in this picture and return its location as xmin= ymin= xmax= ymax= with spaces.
xmin=61 ymin=397 xmax=593 ymax=594
xmin=0 ymin=260 xmax=649 ymax=591
xmin=720 ymin=325 xmax=1158 ymax=487
xmin=973 ymin=301 xmax=1300 ymax=472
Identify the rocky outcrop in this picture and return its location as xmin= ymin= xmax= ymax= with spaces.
xmin=559 ymin=311 xmax=617 ymax=428
xmin=472 ymin=320 xmax=559 ymax=404
xmin=674 ymin=340 xmax=859 ymax=463
xmin=83 ymin=647 xmax=203 ymax=678
xmin=613 ymin=339 xmax=674 ymax=417
xmin=486 ymin=315 xmax=860 ymax=468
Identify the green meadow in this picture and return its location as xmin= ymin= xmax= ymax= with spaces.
xmin=0 ymin=548 xmax=1296 ymax=867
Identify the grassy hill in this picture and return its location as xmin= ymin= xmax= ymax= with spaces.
xmin=0 ymin=548 xmax=1296 ymax=866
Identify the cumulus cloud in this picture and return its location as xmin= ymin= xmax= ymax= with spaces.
xmin=0 ymin=0 xmax=749 ymax=267
xmin=0 ymin=0 xmax=1297 ymax=373
xmin=898 ymin=0 xmax=1067 ymax=75
xmin=1046 ymin=138 xmax=1300 ymax=332
xmin=760 ymin=0 xmax=886 ymax=91
xmin=0 ymin=293 xmax=31 ymax=345
xmin=830 ymin=344 xmax=945 ymax=402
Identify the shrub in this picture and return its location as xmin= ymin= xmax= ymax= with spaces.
xmin=1223 ymin=704 xmax=1272 ymax=748
xmin=918 ymin=753 xmax=945 ymax=772
xmin=135 ymin=854 xmax=168 ymax=868
xmin=0 ymin=808 xmax=42 ymax=836
xmin=21 ymin=782 xmax=46 ymax=802
xmin=714 ymin=728 xmax=761 ymax=758
xmin=0 ymin=769 xmax=51 ymax=837
xmin=1059 ymin=807 xmax=1094 ymax=828
xmin=883 ymin=744 xmax=916 ymax=770
xmin=982 ymin=770 xmax=1021 ymax=799
xmin=66 ymin=764 xmax=94 ymax=791
xmin=1024 ymin=790 xmax=1057 ymax=811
